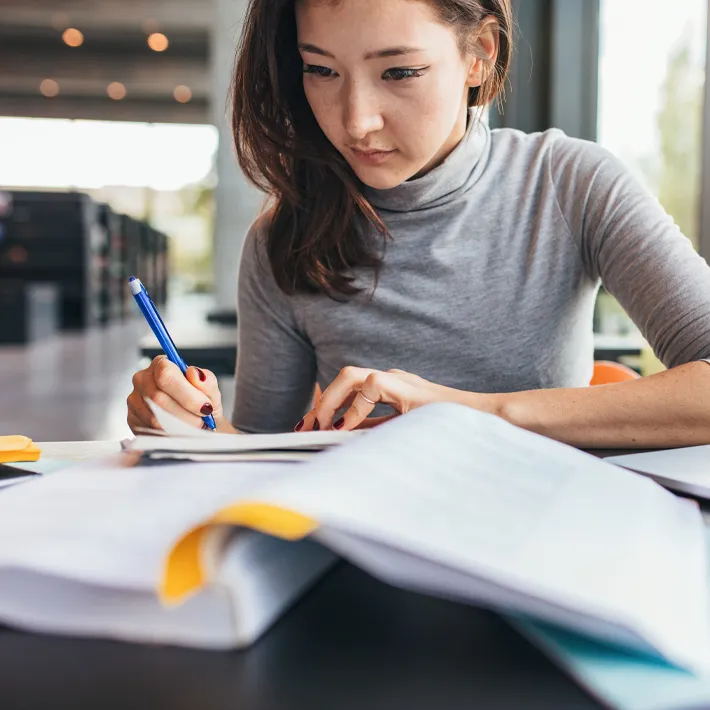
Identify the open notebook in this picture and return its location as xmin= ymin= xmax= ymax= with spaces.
xmin=0 ymin=403 xmax=709 ymax=691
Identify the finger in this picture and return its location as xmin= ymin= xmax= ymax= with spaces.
xmin=127 ymin=412 xmax=142 ymax=435
xmin=150 ymin=358 xmax=216 ymax=421
xmin=143 ymin=386 xmax=207 ymax=430
xmin=127 ymin=391 xmax=161 ymax=432
xmin=185 ymin=366 xmax=224 ymax=421
xmin=128 ymin=410 xmax=158 ymax=436
xmin=332 ymin=374 xmax=384 ymax=431
xmin=313 ymin=366 xmax=373 ymax=430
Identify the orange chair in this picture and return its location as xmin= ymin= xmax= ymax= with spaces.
xmin=590 ymin=360 xmax=640 ymax=386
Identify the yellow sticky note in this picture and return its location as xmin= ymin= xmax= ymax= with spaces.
xmin=0 ymin=436 xmax=41 ymax=464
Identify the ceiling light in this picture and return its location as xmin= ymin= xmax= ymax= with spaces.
xmin=147 ymin=33 xmax=169 ymax=52
xmin=107 ymin=82 xmax=127 ymax=100
xmin=62 ymin=28 xmax=84 ymax=48
xmin=173 ymin=85 xmax=192 ymax=103
xmin=39 ymin=79 xmax=59 ymax=97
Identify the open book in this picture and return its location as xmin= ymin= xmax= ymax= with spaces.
xmin=0 ymin=403 xmax=709 ymax=682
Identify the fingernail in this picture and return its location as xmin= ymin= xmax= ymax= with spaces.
xmin=294 ymin=419 xmax=304 ymax=432
xmin=313 ymin=420 xmax=320 ymax=431
xmin=196 ymin=368 xmax=207 ymax=382
xmin=333 ymin=417 xmax=345 ymax=430
xmin=200 ymin=403 xmax=213 ymax=416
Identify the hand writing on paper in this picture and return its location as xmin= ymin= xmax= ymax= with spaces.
xmin=295 ymin=367 xmax=479 ymax=432
xmin=127 ymin=356 xmax=237 ymax=435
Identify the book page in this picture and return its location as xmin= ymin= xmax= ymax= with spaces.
xmin=0 ymin=456 xmax=283 ymax=590
xmin=219 ymin=403 xmax=710 ymax=673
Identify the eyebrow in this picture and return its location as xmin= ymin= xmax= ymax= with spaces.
xmin=298 ymin=43 xmax=424 ymax=60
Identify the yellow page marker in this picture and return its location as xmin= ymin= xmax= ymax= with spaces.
xmin=161 ymin=503 xmax=318 ymax=603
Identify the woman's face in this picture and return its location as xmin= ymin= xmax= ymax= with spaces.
xmin=296 ymin=0 xmax=485 ymax=189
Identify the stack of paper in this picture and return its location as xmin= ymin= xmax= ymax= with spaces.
xmin=122 ymin=397 xmax=360 ymax=462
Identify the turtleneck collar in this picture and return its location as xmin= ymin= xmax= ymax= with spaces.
xmin=362 ymin=109 xmax=490 ymax=213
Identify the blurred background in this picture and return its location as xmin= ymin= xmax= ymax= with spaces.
xmin=0 ymin=0 xmax=708 ymax=442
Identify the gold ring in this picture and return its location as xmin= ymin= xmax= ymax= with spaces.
xmin=358 ymin=390 xmax=377 ymax=406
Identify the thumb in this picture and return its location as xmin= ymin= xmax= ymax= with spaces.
xmin=185 ymin=366 xmax=226 ymax=425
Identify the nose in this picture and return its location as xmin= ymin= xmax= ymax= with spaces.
xmin=342 ymin=79 xmax=384 ymax=141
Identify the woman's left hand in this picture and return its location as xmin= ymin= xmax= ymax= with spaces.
xmin=295 ymin=367 xmax=467 ymax=432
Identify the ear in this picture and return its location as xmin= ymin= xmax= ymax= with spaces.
xmin=466 ymin=18 xmax=500 ymax=88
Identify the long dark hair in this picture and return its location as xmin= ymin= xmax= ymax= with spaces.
xmin=233 ymin=0 xmax=513 ymax=298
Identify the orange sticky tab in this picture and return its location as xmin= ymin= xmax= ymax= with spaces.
xmin=0 ymin=436 xmax=33 ymax=452
xmin=0 ymin=436 xmax=41 ymax=463
xmin=160 ymin=525 xmax=210 ymax=603
xmin=212 ymin=502 xmax=318 ymax=540
xmin=161 ymin=502 xmax=318 ymax=604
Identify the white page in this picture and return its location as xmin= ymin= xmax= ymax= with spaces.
xmin=216 ymin=403 xmax=710 ymax=673
xmin=0 ymin=476 xmax=35 ymax=489
xmin=0 ymin=456 xmax=287 ymax=590
xmin=607 ymin=446 xmax=710 ymax=498
xmin=145 ymin=397 xmax=217 ymax=437
xmin=134 ymin=397 xmax=359 ymax=454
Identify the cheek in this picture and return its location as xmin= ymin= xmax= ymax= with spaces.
xmin=390 ymin=78 xmax=463 ymax=152
xmin=303 ymin=82 xmax=339 ymax=138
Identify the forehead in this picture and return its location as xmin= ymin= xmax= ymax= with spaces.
xmin=295 ymin=0 xmax=449 ymax=45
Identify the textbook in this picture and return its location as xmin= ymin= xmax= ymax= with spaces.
xmin=0 ymin=404 xmax=709 ymax=683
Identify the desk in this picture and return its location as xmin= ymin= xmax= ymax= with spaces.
xmin=0 ymin=443 xmax=665 ymax=710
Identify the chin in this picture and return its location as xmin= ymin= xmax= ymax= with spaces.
xmin=352 ymin=165 xmax=414 ymax=190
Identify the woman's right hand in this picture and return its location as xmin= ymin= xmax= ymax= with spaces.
xmin=127 ymin=356 xmax=236 ymax=434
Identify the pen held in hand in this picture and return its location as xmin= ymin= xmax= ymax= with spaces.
xmin=128 ymin=277 xmax=216 ymax=431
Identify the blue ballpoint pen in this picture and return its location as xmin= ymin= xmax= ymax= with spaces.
xmin=128 ymin=276 xmax=216 ymax=431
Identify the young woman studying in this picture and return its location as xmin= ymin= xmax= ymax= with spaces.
xmin=127 ymin=0 xmax=710 ymax=448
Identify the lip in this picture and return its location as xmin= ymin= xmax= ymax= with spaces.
xmin=350 ymin=147 xmax=396 ymax=165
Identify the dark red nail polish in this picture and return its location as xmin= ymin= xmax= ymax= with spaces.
xmin=313 ymin=420 xmax=320 ymax=431
xmin=200 ymin=403 xmax=213 ymax=416
xmin=196 ymin=368 xmax=207 ymax=382
xmin=294 ymin=419 xmax=304 ymax=432
xmin=333 ymin=417 xmax=345 ymax=430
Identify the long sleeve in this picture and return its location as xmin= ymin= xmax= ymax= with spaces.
xmin=549 ymin=134 xmax=710 ymax=368
xmin=231 ymin=217 xmax=317 ymax=433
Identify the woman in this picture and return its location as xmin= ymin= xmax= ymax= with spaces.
xmin=127 ymin=0 xmax=710 ymax=448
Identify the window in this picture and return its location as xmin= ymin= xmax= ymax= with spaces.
xmin=595 ymin=0 xmax=707 ymax=336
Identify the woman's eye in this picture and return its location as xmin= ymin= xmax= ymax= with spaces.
xmin=383 ymin=67 xmax=428 ymax=81
xmin=303 ymin=64 xmax=336 ymax=78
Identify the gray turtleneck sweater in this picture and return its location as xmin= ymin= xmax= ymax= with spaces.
xmin=231 ymin=120 xmax=710 ymax=434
